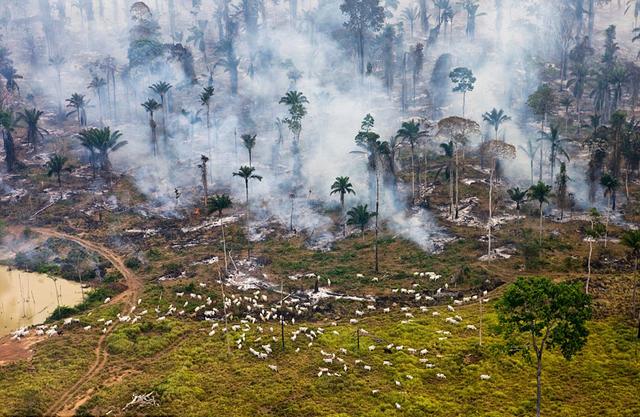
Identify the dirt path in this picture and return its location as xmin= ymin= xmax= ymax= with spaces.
xmin=19 ymin=227 xmax=143 ymax=417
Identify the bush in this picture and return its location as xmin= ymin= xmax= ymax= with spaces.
xmin=48 ymin=305 xmax=79 ymax=321
xmin=103 ymin=270 xmax=122 ymax=283
xmin=125 ymin=256 xmax=142 ymax=270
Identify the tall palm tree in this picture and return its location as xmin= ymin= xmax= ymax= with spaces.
xmin=528 ymin=181 xmax=552 ymax=244
xmin=17 ymin=108 xmax=48 ymax=151
xmin=0 ymin=110 xmax=18 ymax=172
xmin=600 ymin=173 xmax=619 ymax=210
xmin=330 ymin=176 xmax=356 ymax=236
xmin=141 ymin=98 xmax=161 ymax=157
xmin=355 ymin=120 xmax=389 ymax=273
xmin=396 ymin=119 xmax=428 ymax=201
xmin=207 ymin=194 xmax=233 ymax=272
xmin=45 ymin=153 xmax=69 ymax=188
xmin=88 ymin=76 xmax=107 ymax=124
xmin=600 ymin=173 xmax=618 ymax=249
xmin=346 ymin=204 xmax=376 ymax=239
xmin=519 ymin=139 xmax=540 ymax=185
xmin=200 ymin=86 xmax=215 ymax=165
xmin=540 ymin=125 xmax=571 ymax=184
xmin=149 ymin=81 xmax=173 ymax=145
xmin=241 ymin=133 xmax=257 ymax=166
xmin=233 ymin=165 xmax=263 ymax=258
xmin=65 ymin=93 xmax=89 ymax=126
xmin=401 ymin=5 xmax=419 ymax=38
xmin=482 ymin=108 xmax=510 ymax=141
xmin=279 ymin=90 xmax=309 ymax=142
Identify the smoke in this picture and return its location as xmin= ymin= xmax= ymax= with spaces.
xmin=2 ymin=0 xmax=633 ymax=249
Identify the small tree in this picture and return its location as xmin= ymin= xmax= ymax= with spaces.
xmin=496 ymin=277 xmax=592 ymax=417
xmin=449 ymin=67 xmax=476 ymax=117
xmin=45 ymin=153 xmax=69 ymax=188
xmin=347 ymin=204 xmax=376 ymax=239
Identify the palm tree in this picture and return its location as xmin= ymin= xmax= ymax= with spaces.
xmin=141 ymin=99 xmax=161 ymax=157
xmin=233 ymin=166 xmax=263 ymax=258
xmin=401 ymin=5 xmax=419 ymax=38
xmin=200 ymin=86 xmax=215 ymax=164
xmin=508 ymin=187 xmax=527 ymax=225
xmin=0 ymin=66 xmax=22 ymax=93
xmin=65 ymin=93 xmax=89 ymax=126
xmin=540 ymin=125 xmax=571 ymax=184
xmin=355 ymin=118 xmax=389 ymax=273
xmin=346 ymin=204 xmax=376 ymax=239
xmin=207 ymin=194 xmax=233 ymax=273
xmin=88 ymin=76 xmax=107 ymax=124
xmin=149 ymin=82 xmax=173 ymax=145
xmin=241 ymin=134 xmax=257 ymax=166
xmin=528 ymin=181 xmax=552 ymax=244
xmin=330 ymin=176 xmax=356 ymax=236
xmin=599 ymin=172 xmax=618 ymax=250
xmin=76 ymin=127 xmax=127 ymax=174
xmin=279 ymin=90 xmax=309 ymax=142
xmin=600 ymin=172 xmax=619 ymax=210
xmin=0 ymin=110 xmax=18 ymax=172
xmin=17 ymin=108 xmax=48 ymax=151
xmin=396 ymin=120 xmax=428 ymax=202
xmin=507 ymin=187 xmax=527 ymax=212
xmin=45 ymin=154 xmax=69 ymax=188
xmin=482 ymin=108 xmax=510 ymax=141
xmin=519 ymin=139 xmax=540 ymax=185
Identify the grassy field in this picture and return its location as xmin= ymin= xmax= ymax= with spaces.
xmin=0 ymin=295 xmax=637 ymax=417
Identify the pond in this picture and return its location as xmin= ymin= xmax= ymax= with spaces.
xmin=0 ymin=266 xmax=84 ymax=337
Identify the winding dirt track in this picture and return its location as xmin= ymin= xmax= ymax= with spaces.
xmin=27 ymin=227 xmax=142 ymax=417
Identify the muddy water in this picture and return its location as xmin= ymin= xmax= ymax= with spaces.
xmin=0 ymin=266 xmax=84 ymax=336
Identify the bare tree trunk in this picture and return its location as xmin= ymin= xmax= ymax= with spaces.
xmin=374 ymin=172 xmax=379 ymax=273
xmin=587 ymin=240 xmax=593 ymax=294
xmin=536 ymin=353 xmax=543 ymax=417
